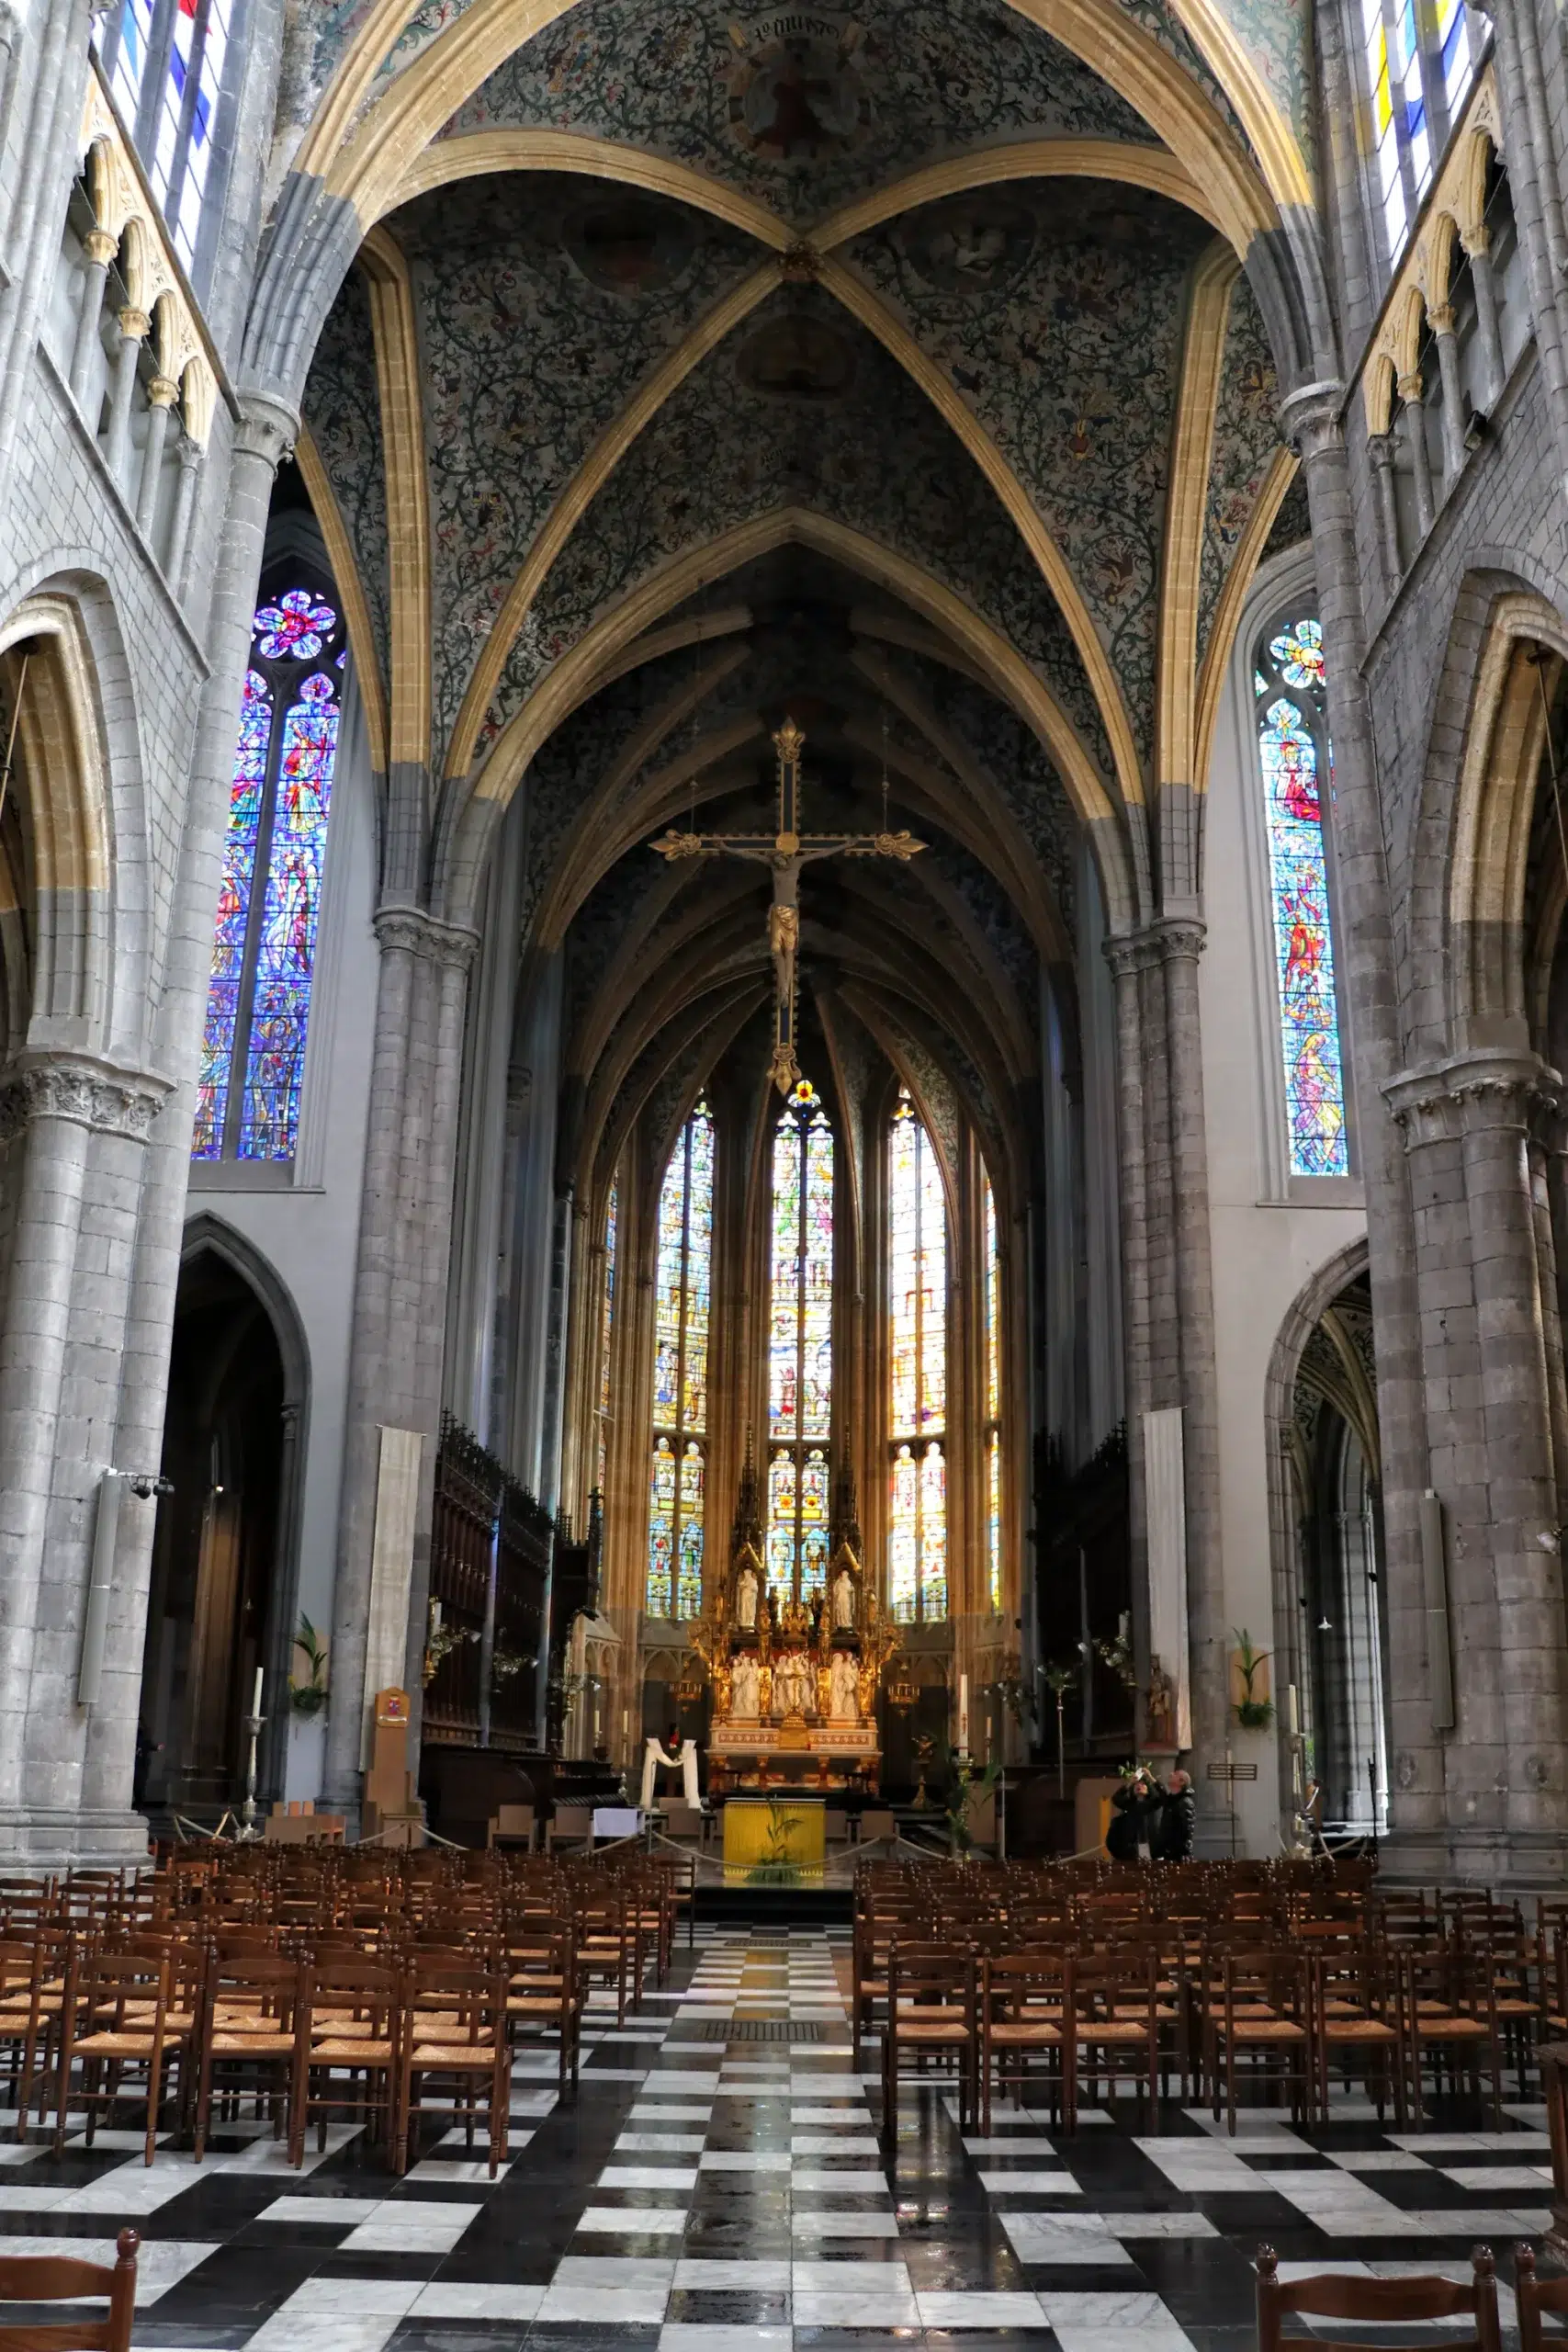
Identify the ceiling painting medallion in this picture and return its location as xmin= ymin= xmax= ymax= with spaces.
xmin=724 ymin=12 xmax=872 ymax=163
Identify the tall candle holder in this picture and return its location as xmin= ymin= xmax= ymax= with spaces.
xmin=238 ymin=1709 xmax=265 ymax=1841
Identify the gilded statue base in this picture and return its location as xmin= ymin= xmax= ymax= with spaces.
xmin=707 ymin=1715 xmax=880 ymax=1795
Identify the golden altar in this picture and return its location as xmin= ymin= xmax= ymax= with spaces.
xmin=722 ymin=1795 xmax=826 ymax=1883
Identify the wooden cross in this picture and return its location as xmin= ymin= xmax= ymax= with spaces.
xmin=650 ymin=718 xmax=924 ymax=1093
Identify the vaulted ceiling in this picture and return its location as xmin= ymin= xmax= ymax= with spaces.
xmin=283 ymin=0 xmax=1315 ymax=1211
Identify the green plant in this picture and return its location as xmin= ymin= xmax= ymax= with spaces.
xmin=1232 ymin=1627 xmax=1275 ymax=1729
xmin=945 ymin=1751 xmax=1002 ymax=1857
xmin=1095 ymin=1632 xmax=1137 ymax=1691
xmin=288 ymin=1615 xmax=329 ymax=1716
xmin=491 ymin=1645 xmax=534 ymax=1688
xmin=747 ymin=1794 xmax=802 ymax=1885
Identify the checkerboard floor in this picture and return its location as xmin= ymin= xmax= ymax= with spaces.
xmin=0 ymin=1926 xmax=1555 ymax=2349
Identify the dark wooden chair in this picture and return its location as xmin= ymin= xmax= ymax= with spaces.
xmin=1516 ymin=2245 xmax=1568 ymax=2352
xmin=1255 ymin=2243 xmax=1502 ymax=2352
xmin=0 ymin=2225 xmax=138 ymax=2350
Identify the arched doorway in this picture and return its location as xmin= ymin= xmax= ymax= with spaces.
xmin=1268 ymin=1254 xmax=1387 ymax=1835
xmin=135 ymin=1233 xmax=305 ymax=1819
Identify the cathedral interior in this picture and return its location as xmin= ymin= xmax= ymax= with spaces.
xmin=5 ymin=0 xmax=1568 ymax=2332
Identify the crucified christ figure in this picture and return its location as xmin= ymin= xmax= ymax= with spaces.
xmin=650 ymin=718 xmax=924 ymax=1093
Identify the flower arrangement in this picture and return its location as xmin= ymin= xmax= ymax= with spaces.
xmin=288 ymin=1616 xmax=329 ymax=1716
xmin=1232 ymin=1628 xmax=1275 ymax=1729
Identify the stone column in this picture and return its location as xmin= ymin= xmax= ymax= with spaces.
xmin=1398 ymin=372 xmax=1436 ymax=537
xmin=134 ymin=375 xmax=177 ymax=538
xmin=67 ymin=227 xmax=116 ymax=406
xmin=1366 ymin=433 xmax=1404 ymax=590
xmin=0 ymin=1060 xmax=164 ymax=1865
xmin=1104 ymin=935 xmax=1153 ymax=1702
xmin=1154 ymin=918 xmax=1228 ymax=1783
xmin=107 ymin=396 xmax=298 ymax=1860
xmin=1385 ymin=1049 xmax=1568 ymax=1877
xmin=1427 ymin=305 xmax=1468 ymax=481
xmin=102 ymin=306 xmax=149 ymax=490
xmin=323 ymin=906 xmax=476 ymax=1813
xmin=1280 ymin=384 xmax=1432 ymax=1866
xmin=1461 ymin=229 xmax=1506 ymax=413
xmin=166 ymin=434 xmax=202 ymax=592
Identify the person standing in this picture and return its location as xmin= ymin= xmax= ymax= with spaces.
xmin=1158 ymin=1766 xmax=1196 ymax=1860
xmin=1107 ymin=1768 xmax=1163 ymax=1862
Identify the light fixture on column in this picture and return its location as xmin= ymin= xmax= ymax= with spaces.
xmin=887 ymin=1671 xmax=916 ymax=1715
xmin=1316 ymin=1612 xmax=1333 ymax=1633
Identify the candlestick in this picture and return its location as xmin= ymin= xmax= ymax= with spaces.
xmin=958 ymin=1671 xmax=969 ymax=1750
xmin=1287 ymin=1682 xmax=1299 ymax=1736
xmin=251 ymin=1666 xmax=264 ymax=1719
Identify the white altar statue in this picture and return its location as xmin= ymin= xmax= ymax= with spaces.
xmin=830 ymin=1565 xmax=855 ymax=1630
xmin=775 ymin=1650 xmax=809 ymax=1716
xmin=640 ymin=1736 xmax=700 ymax=1808
xmin=829 ymin=1649 xmax=860 ymax=1722
xmin=731 ymin=1651 xmax=761 ymax=1716
xmin=736 ymin=1564 xmax=759 ymax=1629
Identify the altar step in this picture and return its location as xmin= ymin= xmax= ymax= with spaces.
xmin=693 ymin=1883 xmax=852 ymax=1928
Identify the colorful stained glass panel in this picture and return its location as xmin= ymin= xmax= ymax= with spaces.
xmin=984 ymin=1176 xmax=1000 ymax=1424
xmin=192 ymin=668 xmax=271 ymax=1159
xmin=768 ymin=1450 xmax=797 ymax=1589
xmin=889 ymin=1442 xmax=918 ymax=1623
xmin=648 ymin=1103 xmax=715 ymax=1616
xmin=648 ymin=1438 xmax=677 ymax=1618
xmin=919 ymin=1441 xmax=947 ymax=1621
xmin=1258 ymin=622 xmax=1349 ymax=1179
xmin=239 ymin=672 xmax=338 ymax=1159
xmin=767 ymin=1080 xmax=835 ymax=1595
xmin=677 ymin=1442 xmax=705 ymax=1620
xmin=987 ymin=1427 xmax=1001 ymax=1613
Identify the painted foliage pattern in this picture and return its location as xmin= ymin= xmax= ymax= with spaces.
xmin=302 ymin=266 xmax=393 ymax=694
xmin=486 ymin=289 xmax=1114 ymax=779
xmin=1197 ymin=274 xmax=1282 ymax=667
xmin=1255 ymin=616 xmax=1348 ymax=1179
xmin=387 ymin=176 xmax=760 ymax=754
xmin=444 ymin=0 xmax=1155 ymax=223
xmin=847 ymin=185 xmax=1208 ymax=763
xmin=897 ymin=659 xmax=1080 ymax=933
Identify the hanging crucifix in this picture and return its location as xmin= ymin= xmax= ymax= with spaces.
xmin=650 ymin=717 xmax=925 ymax=1095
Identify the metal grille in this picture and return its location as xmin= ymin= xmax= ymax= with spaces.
xmin=682 ymin=2019 xmax=829 ymax=2043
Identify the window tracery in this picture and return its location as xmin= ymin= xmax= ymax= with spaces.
xmin=1255 ymin=616 xmax=1349 ymax=1181
xmin=96 ymin=0 xmax=235 ymax=275
xmin=767 ymin=1078 xmax=833 ymax=1600
xmin=888 ymin=1090 xmax=947 ymax=1624
xmin=648 ymin=1103 xmax=713 ymax=1619
xmin=192 ymin=586 xmax=345 ymax=1164
xmin=1359 ymin=0 xmax=1480 ymax=266
xmin=596 ymin=1177 xmax=617 ymax=1495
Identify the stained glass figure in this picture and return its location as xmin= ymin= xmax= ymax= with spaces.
xmin=193 ymin=587 xmax=344 ymax=1163
xmin=649 ymin=1437 xmax=677 ymax=1619
xmin=596 ymin=1179 xmax=617 ymax=1493
xmin=888 ymin=1093 xmax=948 ymax=1621
xmin=766 ymin=1080 xmax=835 ymax=1597
xmin=1256 ymin=616 xmax=1349 ymax=1179
xmin=987 ymin=1428 xmax=1002 ymax=1615
xmin=647 ymin=1102 xmax=714 ymax=1616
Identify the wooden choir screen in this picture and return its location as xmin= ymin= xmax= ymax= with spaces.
xmin=425 ymin=1415 xmax=552 ymax=1753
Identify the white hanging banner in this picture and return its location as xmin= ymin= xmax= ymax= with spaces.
xmin=362 ymin=1426 xmax=423 ymax=1765
xmin=1144 ymin=1406 xmax=1190 ymax=1749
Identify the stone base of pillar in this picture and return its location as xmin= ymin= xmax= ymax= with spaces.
xmin=0 ymin=1804 xmax=152 ymax=1871
xmin=1377 ymin=1822 xmax=1568 ymax=1893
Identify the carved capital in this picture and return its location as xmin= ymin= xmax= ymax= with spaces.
xmin=1396 ymin=369 xmax=1425 ymax=407
xmin=147 ymin=375 xmax=179 ymax=410
xmin=1149 ymin=915 xmax=1207 ymax=964
xmin=1383 ymin=1046 xmax=1561 ymax=1146
xmin=118 ymin=306 xmax=151 ymax=343
xmin=0 ymin=1056 xmax=171 ymax=1143
xmin=1101 ymin=930 xmax=1158 ymax=979
xmin=1278 ymin=379 xmax=1347 ymax=463
xmin=82 ymin=229 xmax=118 ymax=267
xmin=231 ymin=390 xmax=300 ymax=474
xmin=373 ymin=905 xmax=479 ymax=972
xmin=1366 ymin=431 xmax=1398 ymax=469
xmin=1427 ymin=302 xmax=1457 ymax=337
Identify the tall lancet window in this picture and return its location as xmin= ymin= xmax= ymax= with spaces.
xmin=649 ymin=1103 xmax=713 ymax=1620
xmin=767 ymin=1078 xmax=834 ymax=1599
xmin=983 ymin=1172 xmax=1002 ymax=1613
xmin=596 ymin=1177 xmax=617 ymax=1495
xmin=888 ymin=1091 xmax=947 ymax=1623
xmin=1256 ymin=616 xmax=1349 ymax=1178
xmin=193 ymin=587 xmax=345 ymax=1163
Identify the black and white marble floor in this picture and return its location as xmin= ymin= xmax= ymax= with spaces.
xmin=0 ymin=1926 xmax=1556 ymax=2350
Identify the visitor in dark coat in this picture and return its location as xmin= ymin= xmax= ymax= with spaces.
xmin=1157 ymin=1766 xmax=1196 ymax=1860
xmin=1106 ymin=1770 xmax=1163 ymax=1862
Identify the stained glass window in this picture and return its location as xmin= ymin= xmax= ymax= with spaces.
xmin=1255 ymin=616 xmax=1349 ymax=1179
xmin=596 ymin=1178 xmax=617 ymax=1494
xmin=647 ymin=1102 xmax=714 ymax=1617
xmin=96 ymin=0 xmax=234 ymax=276
xmin=1359 ymin=0 xmax=1481 ymax=270
xmin=984 ymin=1172 xmax=1002 ymax=1614
xmin=767 ymin=1079 xmax=834 ymax=1597
xmin=193 ymin=586 xmax=344 ymax=1163
xmin=888 ymin=1092 xmax=948 ymax=1623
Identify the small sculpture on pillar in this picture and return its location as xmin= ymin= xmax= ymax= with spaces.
xmin=1146 ymin=1653 xmax=1176 ymax=1750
